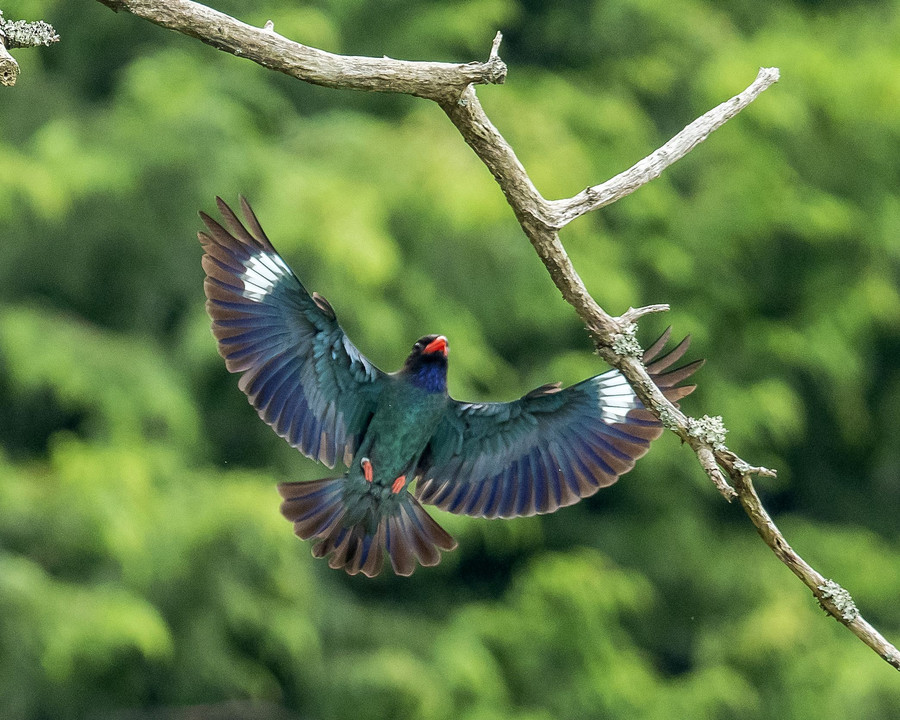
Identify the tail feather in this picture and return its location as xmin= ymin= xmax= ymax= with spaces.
xmin=278 ymin=478 xmax=346 ymax=539
xmin=385 ymin=500 xmax=457 ymax=576
xmin=277 ymin=477 xmax=456 ymax=578
xmin=315 ymin=522 xmax=386 ymax=577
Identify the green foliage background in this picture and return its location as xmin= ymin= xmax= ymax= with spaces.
xmin=1 ymin=0 xmax=899 ymax=717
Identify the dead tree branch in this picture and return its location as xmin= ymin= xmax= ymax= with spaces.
xmin=96 ymin=0 xmax=900 ymax=671
xmin=95 ymin=0 xmax=506 ymax=99
xmin=0 ymin=9 xmax=59 ymax=87
xmin=547 ymin=67 xmax=781 ymax=228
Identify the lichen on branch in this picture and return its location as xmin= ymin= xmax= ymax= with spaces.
xmin=0 ymin=14 xmax=59 ymax=48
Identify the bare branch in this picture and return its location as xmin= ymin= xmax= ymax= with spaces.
xmin=97 ymin=0 xmax=506 ymax=100
xmin=618 ymin=304 xmax=670 ymax=325
xmin=489 ymin=30 xmax=502 ymax=61
xmin=546 ymin=67 xmax=781 ymax=228
xmin=734 ymin=473 xmax=900 ymax=670
xmin=94 ymin=0 xmax=900 ymax=671
xmin=697 ymin=446 xmax=736 ymax=500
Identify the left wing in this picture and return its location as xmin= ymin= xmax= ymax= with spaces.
xmin=199 ymin=197 xmax=386 ymax=468
xmin=414 ymin=330 xmax=702 ymax=518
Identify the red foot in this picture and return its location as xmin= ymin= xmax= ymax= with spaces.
xmin=391 ymin=475 xmax=406 ymax=494
xmin=361 ymin=457 xmax=373 ymax=483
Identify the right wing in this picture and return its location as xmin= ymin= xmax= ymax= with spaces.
xmin=415 ymin=330 xmax=702 ymax=518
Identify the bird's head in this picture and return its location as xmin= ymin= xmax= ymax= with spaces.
xmin=400 ymin=334 xmax=449 ymax=392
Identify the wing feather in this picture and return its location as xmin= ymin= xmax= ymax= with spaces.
xmin=200 ymin=197 xmax=384 ymax=467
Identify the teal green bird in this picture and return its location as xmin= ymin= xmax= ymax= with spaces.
xmin=199 ymin=198 xmax=702 ymax=578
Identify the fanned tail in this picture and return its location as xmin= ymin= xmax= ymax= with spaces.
xmin=277 ymin=478 xmax=457 ymax=578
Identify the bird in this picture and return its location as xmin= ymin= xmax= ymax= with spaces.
xmin=199 ymin=197 xmax=703 ymax=578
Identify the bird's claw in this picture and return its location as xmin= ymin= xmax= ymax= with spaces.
xmin=391 ymin=475 xmax=406 ymax=494
xmin=361 ymin=457 xmax=373 ymax=483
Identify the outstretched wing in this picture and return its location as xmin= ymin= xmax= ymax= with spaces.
xmin=200 ymin=196 xmax=385 ymax=468
xmin=415 ymin=330 xmax=703 ymax=518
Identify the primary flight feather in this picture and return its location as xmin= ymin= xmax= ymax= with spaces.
xmin=199 ymin=197 xmax=703 ymax=578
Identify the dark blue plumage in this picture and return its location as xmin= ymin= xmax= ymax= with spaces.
xmin=407 ymin=362 xmax=448 ymax=394
xmin=200 ymin=197 xmax=703 ymax=577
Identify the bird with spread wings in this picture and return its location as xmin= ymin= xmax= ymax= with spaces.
xmin=199 ymin=198 xmax=702 ymax=577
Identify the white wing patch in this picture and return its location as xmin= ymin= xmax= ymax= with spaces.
xmin=241 ymin=251 xmax=291 ymax=301
xmin=595 ymin=369 xmax=640 ymax=424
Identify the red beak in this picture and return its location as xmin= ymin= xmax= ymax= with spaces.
xmin=424 ymin=336 xmax=448 ymax=356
